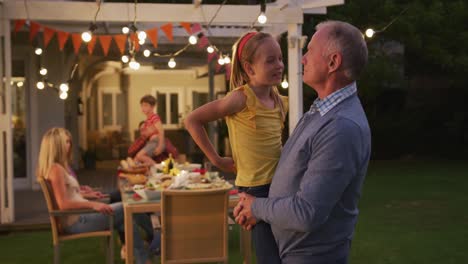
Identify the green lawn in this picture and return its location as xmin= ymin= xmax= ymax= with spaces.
xmin=1 ymin=160 xmax=467 ymax=263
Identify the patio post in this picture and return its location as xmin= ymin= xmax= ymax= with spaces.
xmin=287 ymin=23 xmax=303 ymax=134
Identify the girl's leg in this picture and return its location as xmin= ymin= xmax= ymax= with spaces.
xmin=238 ymin=185 xmax=281 ymax=264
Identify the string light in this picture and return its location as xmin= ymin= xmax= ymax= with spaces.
xmin=122 ymin=26 xmax=130 ymax=34
xmin=138 ymin=31 xmax=147 ymax=41
xmin=34 ymin=48 xmax=42 ymax=55
xmin=218 ymin=56 xmax=225 ymax=65
xmin=281 ymin=75 xmax=289 ymax=89
xmin=143 ymin=49 xmax=151 ymax=57
xmin=81 ymin=23 xmax=97 ymax=42
xmin=129 ymin=57 xmax=140 ymax=70
xmin=364 ymin=7 xmax=409 ymax=39
xmin=39 ymin=67 xmax=48 ymax=76
xmin=168 ymin=58 xmax=176 ymax=68
xmin=36 ymin=81 xmax=45 ymax=90
xmin=223 ymin=55 xmax=231 ymax=64
xmin=59 ymin=83 xmax=69 ymax=93
xmin=188 ymin=35 xmax=198 ymax=45
xmin=121 ymin=55 xmax=129 ymax=63
xmin=257 ymin=1 xmax=267 ymax=24
xmin=365 ymin=28 xmax=375 ymax=38
xmin=207 ymin=46 xmax=215 ymax=53
xmin=17 ymin=81 xmax=24 ymax=87
xmin=59 ymin=92 xmax=68 ymax=100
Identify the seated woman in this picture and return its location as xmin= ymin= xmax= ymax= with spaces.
xmin=37 ymin=127 xmax=153 ymax=264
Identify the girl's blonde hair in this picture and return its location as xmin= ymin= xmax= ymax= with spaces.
xmin=36 ymin=127 xmax=71 ymax=179
xmin=229 ymin=31 xmax=286 ymax=121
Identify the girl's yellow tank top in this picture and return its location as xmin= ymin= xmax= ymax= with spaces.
xmin=225 ymin=84 xmax=288 ymax=187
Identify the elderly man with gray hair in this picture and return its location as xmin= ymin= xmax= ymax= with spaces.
xmin=234 ymin=20 xmax=371 ymax=264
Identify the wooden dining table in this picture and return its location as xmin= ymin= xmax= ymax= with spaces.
xmin=120 ymin=179 xmax=252 ymax=264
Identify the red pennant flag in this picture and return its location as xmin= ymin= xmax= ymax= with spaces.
xmin=71 ymin=33 xmax=82 ymax=54
xmin=191 ymin=23 xmax=202 ymax=34
xmin=161 ymin=23 xmax=173 ymax=41
xmin=43 ymin=27 xmax=56 ymax=48
xmin=56 ymin=31 xmax=70 ymax=51
xmin=130 ymin=33 xmax=140 ymax=52
xmin=225 ymin=64 xmax=232 ymax=80
xmin=87 ymin=37 xmax=97 ymax=55
xmin=113 ymin=34 xmax=127 ymax=55
xmin=98 ymin=35 xmax=112 ymax=56
xmin=215 ymin=62 xmax=222 ymax=73
xmin=198 ymin=35 xmax=209 ymax=49
xmin=180 ymin=22 xmax=192 ymax=35
xmin=146 ymin=28 xmax=158 ymax=48
xmin=208 ymin=52 xmax=217 ymax=63
xmin=29 ymin=22 xmax=41 ymax=42
xmin=14 ymin=20 xmax=26 ymax=34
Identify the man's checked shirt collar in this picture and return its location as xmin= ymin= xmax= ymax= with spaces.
xmin=309 ymin=82 xmax=357 ymax=116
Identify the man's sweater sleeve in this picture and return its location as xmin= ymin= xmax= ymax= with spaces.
xmin=251 ymin=118 xmax=362 ymax=232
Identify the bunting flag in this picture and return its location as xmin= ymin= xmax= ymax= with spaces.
xmin=29 ymin=22 xmax=41 ymax=42
xmin=198 ymin=35 xmax=209 ymax=49
xmin=113 ymin=34 xmax=127 ymax=55
xmin=98 ymin=35 xmax=112 ymax=56
xmin=57 ymin=31 xmax=70 ymax=51
xmin=161 ymin=23 xmax=173 ymax=41
xmin=225 ymin=64 xmax=232 ymax=80
xmin=130 ymin=33 xmax=140 ymax=51
xmin=191 ymin=23 xmax=202 ymax=34
xmin=180 ymin=22 xmax=192 ymax=35
xmin=146 ymin=28 xmax=158 ymax=48
xmin=208 ymin=52 xmax=217 ymax=63
xmin=14 ymin=20 xmax=26 ymax=34
xmin=87 ymin=37 xmax=97 ymax=54
xmin=71 ymin=33 xmax=82 ymax=54
xmin=43 ymin=27 xmax=56 ymax=48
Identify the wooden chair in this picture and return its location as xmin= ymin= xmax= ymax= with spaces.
xmin=161 ymin=188 xmax=230 ymax=264
xmin=38 ymin=177 xmax=114 ymax=264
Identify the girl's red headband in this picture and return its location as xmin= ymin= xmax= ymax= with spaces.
xmin=237 ymin=32 xmax=257 ymax=61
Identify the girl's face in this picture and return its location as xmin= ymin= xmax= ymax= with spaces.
xmin=246 ymin=37 xmax=284 ymax=88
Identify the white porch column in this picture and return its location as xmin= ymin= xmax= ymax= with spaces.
xmin=287 ymin=23 xmax=303 ymax=134
xmin=0 ymin=6 xmax=15 ymax=224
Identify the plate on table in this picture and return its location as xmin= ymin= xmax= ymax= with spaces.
xmin=175 ymin=163 xmax=202 ymax=171
xmin=186 ymin=183 xmax=213 ymax=190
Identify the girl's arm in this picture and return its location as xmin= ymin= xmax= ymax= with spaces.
xmin=49 ymin=164 xmax=113 ymax=215
xmin=154 ymin=120 xmax=165 ymax=155
xmin=184 ymin=90 xmax=246 ymax=171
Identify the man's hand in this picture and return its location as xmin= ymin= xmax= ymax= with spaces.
xmin=233 ymin=192 xmax=257 ymax=230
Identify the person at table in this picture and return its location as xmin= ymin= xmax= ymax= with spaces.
xmin=135 ymin=95 xmax=166 ymax=166
xmin=185 ymin=31 xmax=288 ymax=264
xmin=234 ymin=20 xmax=371 ymax=264
xmin=37 ymin=127 xmax=154 ymax=264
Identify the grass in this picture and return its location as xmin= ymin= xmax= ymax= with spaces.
xmin=1 ymin=160 xmax=467 ymax=263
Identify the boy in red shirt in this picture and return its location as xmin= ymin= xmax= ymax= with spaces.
xmin=135 ymin=95 xmax=165 ymax=165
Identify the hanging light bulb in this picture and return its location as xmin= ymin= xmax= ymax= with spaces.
xmin=35 ymin=48 xmax=43 ymax=55
xmin=218 ymin=56 xmax=225 ymax=65
xmin=59 ymin=91 xmax=68 ymax=100
xmin=143 ymin=49 xmax=151 ymax=57
xmin=138 ymin=31 xmax=147 ymax=41
xmin=168 ymin=58 xmax=176 ymax=68
xmin=59 ymin=83 xmax=69 ymax=93
xmin=129 ymin=58 xmax=140 ymax=70
xmin=188 ymin=35 xmax=198 ymax=45
xmin=36 ymin=81 xmax=45 ymax=90
xmin=257 ymin=2 xmax=267 ymax=24
xmin=81 ymin=23 xmax=97 ymax=42
xmin=17 ymin=81 xmax=24 ymax=87
xmin=122 ymin=26 xmax=130 ymax=34
xmin=121 ymin=55 xmax=129 ymax=63
xmin=207 ymin=46 xmax=215 ymax=53
xmin=365 ymin=28 xmax=375 ymax=38
xmin=281 ymin=76 xmax=289 ymax=89
xmin=39 ymin=67 xmax=48 ymax=76
xmin=224 ymin=55 xmax=231 ymax=64
xmin=139 ymin=39 xmax=145 ymax=45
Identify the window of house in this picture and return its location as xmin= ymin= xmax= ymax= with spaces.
xmin=154 ymin=87 xmax=182 ymax=129
xmin=98 ymin=87 xmax=122 ymax=131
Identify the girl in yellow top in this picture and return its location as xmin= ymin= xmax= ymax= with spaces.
xmin=184 ymin=31 xmax=287 ymax=264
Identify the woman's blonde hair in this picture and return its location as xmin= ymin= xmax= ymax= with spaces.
xmin=229 ymin=31 xmax=287 ymax=121
xmin=36 ymin=127 xmax=71 ymax=179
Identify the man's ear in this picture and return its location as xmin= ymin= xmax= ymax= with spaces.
xmin=328 ymin=52 xmax=342 ymax=73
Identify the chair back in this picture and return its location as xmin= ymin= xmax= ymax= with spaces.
xmin=161 ymin=188 xmax=229 ymax=264
xmin=38 ymin=177 xmax=61 ymax=245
